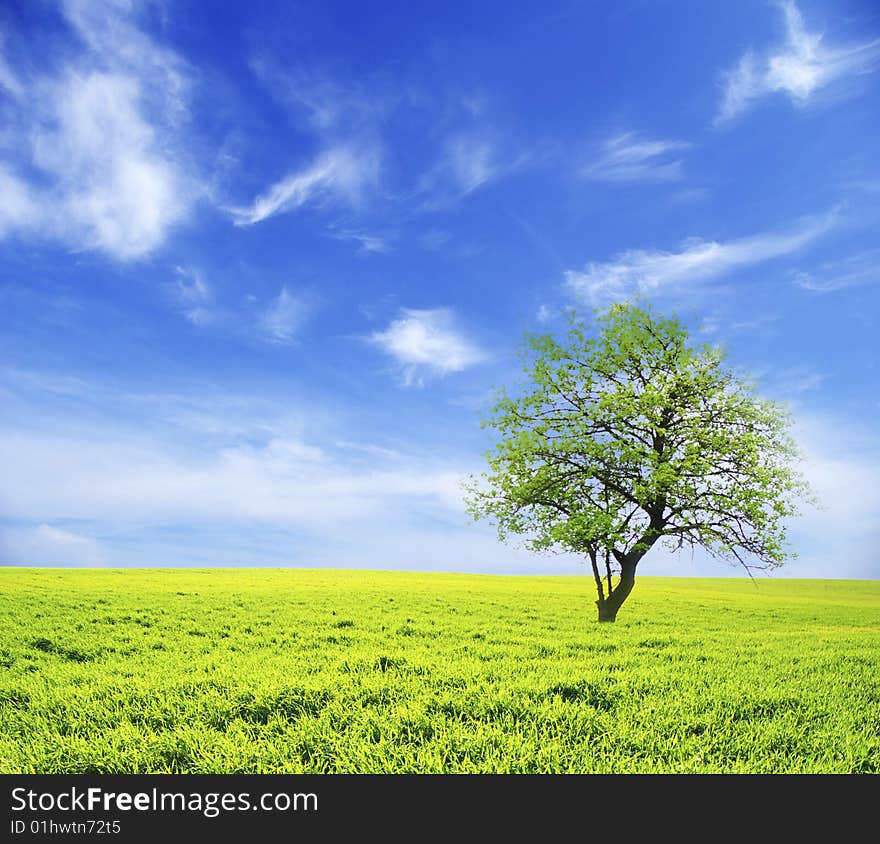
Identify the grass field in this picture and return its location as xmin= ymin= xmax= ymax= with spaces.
xmin=1 ymin=568 xmax=878 ymax=773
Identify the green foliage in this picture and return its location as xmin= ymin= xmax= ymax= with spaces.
xmin=465 ymin=301 xmax=813 ymax=615
xmin=1 ymin=569 xmax=878 ymax=773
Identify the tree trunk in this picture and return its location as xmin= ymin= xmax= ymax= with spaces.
xmin=596 ymin=598 xmax=618 ymax=622
xmin=595 ymin=562 xmax=637 ymax=622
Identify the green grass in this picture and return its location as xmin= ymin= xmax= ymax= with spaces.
xmin=1 ymin=568 xmax=878 ymax=773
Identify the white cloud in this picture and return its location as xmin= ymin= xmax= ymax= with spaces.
xmin=0 ymin=403 xmax=470 ymax=534
xmin=0 ymin=165 xmax=41 ymax=236
xmin=0 ymin=523 xmax=104 ymax=567
xmin=0 ymin=431 xmax=464 ymax=527
xmin=172 ymin=266 xmax=213 ymax=326
xmin=536 ymin=304 xmax=554 ymax=324
xmin=3 ymin=370 xmax=318 ymax=444
xmin=35 ymin=72 xmax=185 ymax=257
xmin=699 ymin=312 xmax=780 ymax=338
xmin=583 ymin=132 xmax=690 ymax=182
xmin=418 ymin=134 xmax=506 ymax=206
xmin=371 ymin=308 xmax=488 ymax=386
xmin=717 ymin=0 xmax=880 ymax=123
xmin=241 ymin=59 xmax=401 ymax=231
xmin=785 ymin=413 xmax=880 ymax=578
xmin=792 ymin=249 xmax=880 ymax=293
xmin=0 ymin=1 xmax=197 ymax=259
xmin=259 ymin=286 xmax=310 ymax=344
xmin=168 ymin=274 xmax=314 ymax=340
xmin=1 ymin=367 xmax=93 ymax=400
xmin=249 ymin=60 xmax=394 ymax=135
xmin=228 ymin=146 xmax=380 ymax=226
xmin=1 ymin=373 xmax=877 ymax=577
xmin=444 ymin=135 xmax=498 ymax=194
xmin=332 ymin=229 xmax=390 ymax=254
xmin=61 ymin=0 xmax=189 ymax=114
xmin=565 ymin=211 xmax=835 ymax=303
xmin=763 ymin=367 xmax=825 ymax=396
xmin=0 ymin=37 xmax=23 ymax=97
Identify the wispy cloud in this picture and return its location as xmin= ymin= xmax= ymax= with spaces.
xmin=0 ymin=427 xmax=465 ymax=531
xmin=0 ymin=166 xmax=41 ymax=236
xmin=583 ymin=132 xmax=691 ymax=183
xmin=787 ymin=412 xmax=880 ymax=577
xmin=418 ymin=134 xmax=507 ymax=206
xmin=566 ymin=211 xmax=835 ymax=303
xmin=769 ymin=367 xmax=825 ymax=396
xmin=0 ymin=0 xmax=198 ymax=259
xmin=371 ymin=308 xmax=488 ymax=386
xmin=169 ymin=272 xmax=314 ymax=341
xmin=259 ymin=287 xmax=311 ymax=344
xmin=646 ymin=408 xmax=880 ymax=579
xmin=331 ymin=228 xmax=391 ymax=254
xmin=0 ymin=35 xmax=24 ymax=97
xmin=1 ymin=367 xmax=93 ymax=400
xmin=0 ymin=523 xmax=104 ymax=567
xmin=717 ymin=0 xmax=880 ymax=123
xmin=172 ymin=266 xmax=214 ymax=326
xmin=240 ymin=57 xmax=390 ymax=229
xmin=249 ymin=60 xmax=394 ymax=134
xmin=792 ymin=249 xmax=880 ymax=293
xmin=699 ymin=312 xmax=779 ymax=337
xmin=3 ymin=371 xmax=877 ymax=576
xmin=0 ymin=377 xmax=475 ymax=564
xmin=249 ymin=53 xmax=523 ymax=215
xmin=443 ymin=135 xmax=498 ymax=194
xmin=536 ymin=304 xmax=555 ymax=324
xmin=228 ymin=146 xmax=379 ymax=226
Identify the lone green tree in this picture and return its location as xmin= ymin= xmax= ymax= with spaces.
xmin=465 ymin=301 xmax=811 ymax=622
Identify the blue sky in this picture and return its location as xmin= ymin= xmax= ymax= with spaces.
xmin=1 ymin=0 xmax=878 ymax=578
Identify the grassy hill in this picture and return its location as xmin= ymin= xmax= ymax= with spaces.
xmin=1 ymin=568 xmax=878 ymax=772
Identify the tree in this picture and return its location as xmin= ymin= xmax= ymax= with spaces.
xmin=465 ymin=301 xmax=812 ymax=623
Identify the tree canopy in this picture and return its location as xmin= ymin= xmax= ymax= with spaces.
xmin=465 ymin=301 xmax=812 ymax=622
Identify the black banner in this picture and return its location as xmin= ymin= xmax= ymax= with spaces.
xmin=0 ymin=773 xmax=862 ymax=839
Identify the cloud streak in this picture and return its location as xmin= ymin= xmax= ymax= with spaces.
xmin=443 ymin=135 xmax=499 ymax=195
xmin=583 ymin=132 xmax=690 ymax=183
xmin=228 ymin=146 xmax=379 ymax=226
xmin=248 ymin=60 xmax=394 ymax=134
xmin=331 ymin=229 xmax=391 ymax=254
xmin=717 ymin=0 xmax=880 ymax=123
xmin=566 ymin=211 xmax=835 ymax=303
xmin=417 ymin=133 xmax=509 ymax=207
xmin=792 ymin=249 xmax=880 ymax=293
xmin=259 ymin=287 xmax=311 ymax=344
